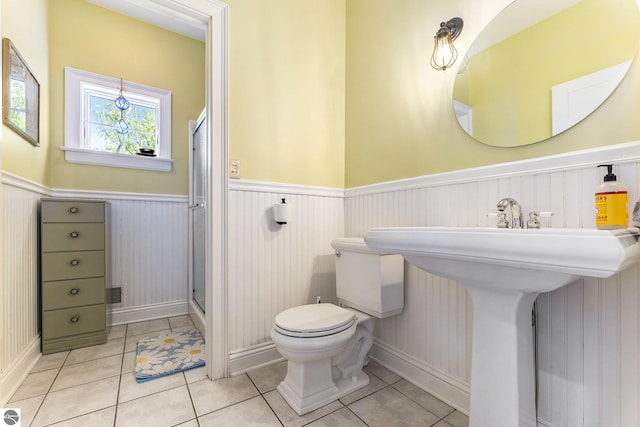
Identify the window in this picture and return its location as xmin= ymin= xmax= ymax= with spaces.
xmin=63 ymin=67 xmax=172 ymax=171
xmin=9 ymin=78 xmax=27 ymax=128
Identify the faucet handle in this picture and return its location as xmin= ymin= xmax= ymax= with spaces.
xmin=527 ymin=211 xmax=554 ymax=229
xmin=539 ymin=212 xmax=554 ymax=227
xmin=488 ymin=212 xmax=509 ymax=228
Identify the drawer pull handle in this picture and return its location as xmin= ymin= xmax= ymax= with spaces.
xmin=69 ymin=231 xmax=79 ymax=238
xmin=70 ymin=316 xmax=79 ymax=323
xmin=69 ymin=207 xmax=79 ymax=214
xmin=70 ymin=288 xmax=79 ymax=295
xmin=70 ymin=259 xmax=80 ymax=266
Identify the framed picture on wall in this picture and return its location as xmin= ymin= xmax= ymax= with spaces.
xmin=2 ymin=38 xmax=40 ymax=146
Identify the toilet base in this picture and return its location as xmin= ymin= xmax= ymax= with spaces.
xmin=277 ymin=369 xmax=370 ymax=415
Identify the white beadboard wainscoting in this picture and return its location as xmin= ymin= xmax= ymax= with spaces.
xmin=107 ymin=196 xmax=189 ymax=324
xmin=4 ymin=140 xmax=640 ymax=423
xmin=1 ymin=177 xmax=44 ymax=405
xmin=0 ymin=172 xmax=189 ymax=404
xmin=345 ymin=141 xmax=640 ymax=426
xmin=227 ymin=180 xmax=344 ymax=374
xmin=47 ymin=188 xmax=190 ymax=326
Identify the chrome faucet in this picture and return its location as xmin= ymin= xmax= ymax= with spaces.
xmin=496 ymin=198 xmax=523 ymax=228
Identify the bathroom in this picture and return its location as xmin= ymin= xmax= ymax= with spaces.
xmin=2 ymin=0 xmax=640 ymax=425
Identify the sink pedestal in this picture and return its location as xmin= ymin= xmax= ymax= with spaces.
xmin=465 ymin=286 xmax=539 ymax=427
xmin=365 ymin=226 xmax=640 ymax=427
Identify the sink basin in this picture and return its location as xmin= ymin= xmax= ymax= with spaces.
xmin=366 ymin=227 xmax=640 ymax=292
xmin=364 ymin=227 xmax=640 ymax=427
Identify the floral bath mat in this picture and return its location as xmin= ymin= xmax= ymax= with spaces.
xmin=135 ymin=328 xmax=205 ymax=383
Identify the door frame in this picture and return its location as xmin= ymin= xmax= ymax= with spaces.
xmin=104 ymin=0 xmax=230 ymax=379
xmin=552 ymin=60 xmax=631 ymax=135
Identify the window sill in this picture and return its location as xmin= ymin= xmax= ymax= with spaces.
xmin=61 ymin=147 xmax=173 ymax=172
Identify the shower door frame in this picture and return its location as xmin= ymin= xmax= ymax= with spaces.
xmin=188 ymin=109 xmax=207 ymax=330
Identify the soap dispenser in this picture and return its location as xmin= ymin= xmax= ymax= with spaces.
xmin=595 ymin=164 xmax=628 ymax=229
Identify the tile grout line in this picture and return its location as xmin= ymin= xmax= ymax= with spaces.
xmin=343 ymin=405 xmax=371 ymax=427
xmin=28 ymin=350 xmax=71 ymax=427
xmin=38 ymin=327 xmax=127 ymax=426
xmin=113 ymin=323 xmax=128 ymax=427
xmin=183 ymin=369 xmax=202 ymax=427
xmin=387 ymin=380 xmax=458 ymax=426
xmin=34 ymin=352 xmax=120 ymax=427
xmin=18 ymin=317 xmax=468 ymax=427
xmin=244 ymin=374 xmax=285 ymax=426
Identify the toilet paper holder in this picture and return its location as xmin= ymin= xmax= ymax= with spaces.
xmin=274 ymin=198 xmax=289 ymax=225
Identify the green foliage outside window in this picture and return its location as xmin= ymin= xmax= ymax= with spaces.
xmin=9 ymin=79 xmax=26 ymax=130
xmin=91 ymin=97 xmax=157 ymax=155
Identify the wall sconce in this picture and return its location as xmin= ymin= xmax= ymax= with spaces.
xmin=430 ymin=17 xmax=464 ymax=71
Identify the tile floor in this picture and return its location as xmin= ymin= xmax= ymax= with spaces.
xmin=8 ymin=316 xmax=469 ymax=427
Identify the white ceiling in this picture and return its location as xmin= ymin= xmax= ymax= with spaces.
xmin=468 ymin=0 xmax=583 ymax=56
xmin=87 ymin=0 xmax=587 ymax=57
xmin=86 ymin=0 xmax=206 ymax=41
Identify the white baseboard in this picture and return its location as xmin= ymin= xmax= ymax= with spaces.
xmin=0 ymin=337 xmax=41 ymax=406
xmin=229 ymin=342 xmax=284 ymax=376
xmin=369 ymin=339 xmax=470 ymax=415
xmin=110 ymin=300 xmax=189 ymax=326
xmin=188 ymin=300 xmax=205 ymax=335
xmin=226 ymin=338 xmax=475 ymax=419
xmin=226 ymin=337 xmax=471 ymax=415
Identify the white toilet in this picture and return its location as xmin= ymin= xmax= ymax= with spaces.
xmin=271 ymin=237 xmax=404 ymax=415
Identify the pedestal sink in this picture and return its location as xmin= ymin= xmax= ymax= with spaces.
xmin=364 ymin=227 xmax=640 ymax=427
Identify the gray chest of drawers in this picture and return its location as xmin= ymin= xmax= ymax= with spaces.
xmin=40 ymin=198 xmax=111 ymax=354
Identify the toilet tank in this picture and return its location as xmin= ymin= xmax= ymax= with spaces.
xmin=331 ymin=238 xmax=404 ymax=318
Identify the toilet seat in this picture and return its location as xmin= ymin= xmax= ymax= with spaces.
xmin=274 ymin=304 xmax=356 ymax=338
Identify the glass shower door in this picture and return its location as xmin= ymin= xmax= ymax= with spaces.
xmin=190 ymin=114 xmax=206 ymax=313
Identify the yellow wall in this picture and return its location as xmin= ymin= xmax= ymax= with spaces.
xmin=461 ymin=0 xmax=640 ymax=147
xmin=48 ymin=0 xmax=205 ymax=194
xmin=4 ymin=0 xmax=346 ymax=192
xmin=2 ymin=0 xmax=50 ymax=185
xmin=225 ymin=0 xmax=346 ymax=188
xmin=5 ymin=0 xmax=640 ymax=191
xmin=345 ymin=0 xmax=640 ymax=187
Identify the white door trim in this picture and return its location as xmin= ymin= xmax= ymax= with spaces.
xmin=552 ymin=61 xmax=631 ymax=135
xmin=96 ymin=0 xmax=230 ymax=379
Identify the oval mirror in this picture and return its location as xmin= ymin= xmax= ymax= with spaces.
xmin=453 ymin=0 xmax=640 ymax=147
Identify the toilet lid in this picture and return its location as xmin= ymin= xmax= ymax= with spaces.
xmin=274 ymin=304 xmax=356 ymax=337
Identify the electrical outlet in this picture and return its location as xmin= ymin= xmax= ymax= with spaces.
xmin=229 ymin=159 xmax=241 ymax=179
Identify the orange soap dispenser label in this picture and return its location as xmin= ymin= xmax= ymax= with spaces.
xmin=595 ymin=191 xmax=628 ymax=227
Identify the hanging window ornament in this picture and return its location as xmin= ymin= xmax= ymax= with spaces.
xmin=114 ymin=94 xmax=129 ymax=111
xmin=115 ymin=78 xmax=130 ymax=134
xmin=115 ymin=118 xmax=130 ymax=134
xmin=115 ymin=78 xmax=130 ymax=111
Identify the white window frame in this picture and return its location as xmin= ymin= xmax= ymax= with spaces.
xmin=63 ymin=67 xmax=173 ymax=172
